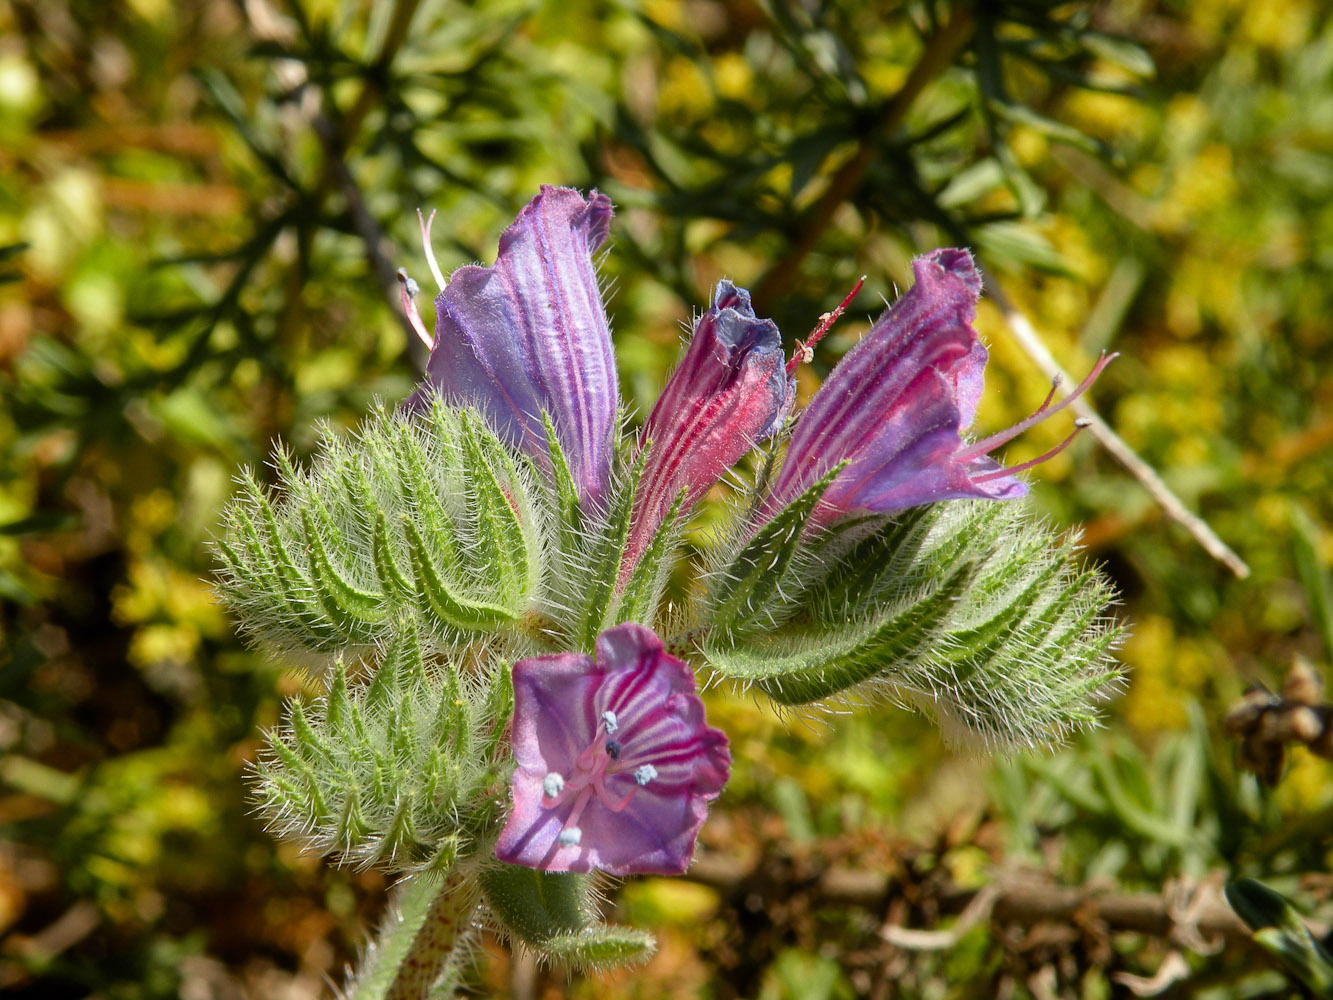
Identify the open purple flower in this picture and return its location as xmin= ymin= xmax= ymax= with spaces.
xmin=623 ymin=281 xmax=791 ymax=575
xmin=495 ymin=622 xmax=730 ymax=875
xmin=761 ymin=249 xmax=1111 ymax=525
xmin=405 ymin=186 xmax=618 ymax=509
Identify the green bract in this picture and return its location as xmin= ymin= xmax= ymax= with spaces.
xmin=702 ymin=499 xmax=1120 ymax=747
xmin=215 ymin=399 xmax=544 ymax=653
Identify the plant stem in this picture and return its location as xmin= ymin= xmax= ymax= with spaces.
xmin=385 ymin=867 xmax=480 ymax=1000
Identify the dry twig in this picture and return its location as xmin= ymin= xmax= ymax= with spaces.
xmin=980 ymin=269 xmax=1251 ymax=579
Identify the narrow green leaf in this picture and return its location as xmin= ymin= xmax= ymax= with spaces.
xmin=403 ymin=516 xmax=519 ymax=631
xmin=290 ymin=700 xmax=332 ymax=762
xmin=394 ymin=422 xmax=461 ymax=569
xmin=1227 ymin=878 xmax=1333 ymax=993
xmin=365 ymin=643 xmax=400 ymax=715
xmin=394 ymin=616 xmax=425 ymax=687
xmin=301 ymin=506 xmax=387 ymax=626
xmin=615 ymin=488 xmax=686 ymax=626
xmin=803 ymin=508 xmax=933 ymax=621
xmin=707 ymin=464 xmax=842 ymax=637
xmin=756 ymin=566 xmax=970 ymax=704
xmin=542 ymin=409 xmax=583 ymax=542
xmin=372 ymin=513 xmax=415 ymax=599
xmin=231 ymin=502 xmax=282 ymax=589
xmin=1290 ymin=504 xmax=1333 ymax=662
xmin=988 ymin=98 xmax=1107 ymax=157
xmin=336 ymin=779 xmax=370 ymax=849
xmin=934 ymin=557 xmax=1063 ymax=672
xmin=213 ymin=534 xmax=266 ymax=594
xmin=576 ymin=449 xmax=646 ymax=650
xmin=435 ymin=668 xmax=472 ymax=753
xmin=327 ymin=660 xmax=352 ymax=733
xmin=460 ymin=416 xmax=529 ymax=600
xmin=1081 ymin=31 xmax=1155 ymax=77
xmin=380 ymin=796 xmax=418 ymax=864
xmin=479 ymin=665 xmax=513 ymax=760
xmin=540 ymin=928 xmax=657 ymax=971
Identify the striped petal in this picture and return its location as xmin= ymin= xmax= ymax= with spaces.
xmin=496 ymin=623 xmax=730 ymax=875
xmin=624 ymin=281 xmax=790 ymax=573
xmin=764 ymin=249 xmax=1030 ymax=520
xmin=409 ymin=186 xmax=618 ymax=509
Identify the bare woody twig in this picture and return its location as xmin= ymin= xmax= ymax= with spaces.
xmin=751 ymin=7 xmax=978 ymax=312
xmin=685 ymin=855 xmax=1254 ymax=946
xmin=245 ymin=0 xmax=427 ymax=368
xmin=980 ymin=268 xmax=1251 ymax=579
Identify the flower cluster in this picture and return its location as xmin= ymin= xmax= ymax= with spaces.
xmin=398 ymin=185 xmax=1108 ymax=876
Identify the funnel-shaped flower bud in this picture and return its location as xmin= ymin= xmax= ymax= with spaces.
xmin=624 ymin=281 xmax=791 ymax=573
xmin=763 ymin=249 xmax=1109 ymax=523
xmin=496 ymin=623 xmax=730 ymax=875
xmin=408 ymin=186 xmax=618 ymax=510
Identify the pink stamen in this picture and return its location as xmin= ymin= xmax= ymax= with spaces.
xmin=787 ymin=275 xmax=866 ymax=374
xmin=417 ymin=208 xmax=447 ymax=293
xmin=598 ymin=784 xmax=639 ymax=813
xmin=396 ymin=268 xmax=434 ymax=349
xmin=1031 ymin=375 xmax=1061 ymax=419
xmin=546 ymin=716 xmax=640 ymax=830
xmin=955 ymin=352 xmax=1116 ymax=463
xmin=561 ymin=785 xmax=595 ymax=833
xmin=972 ymin=419 xmax=1092 ymax=483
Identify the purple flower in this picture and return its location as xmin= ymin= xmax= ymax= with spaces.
xmin=623 ymin=281 xmax=791 ymax=575
xmin=762 ymin=249 xmax=1111 ymax=524
xmin=495 ymin=622 xmax=730 ymax=875
xmin=405 ymin=186 xmax=618 ymax=509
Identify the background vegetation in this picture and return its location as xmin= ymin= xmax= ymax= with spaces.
xmin=3 ymin=0 xmax=1333 ymax=996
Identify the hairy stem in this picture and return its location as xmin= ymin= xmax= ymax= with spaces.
xmin=385 ymin=868 xmax=480 ymax=1000
xmin=347 ymin=869 xmax=481 ymax=1000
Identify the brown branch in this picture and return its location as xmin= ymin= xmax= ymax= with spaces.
xmin=752 ymin=7 xmax=977 ymax=311
xmin=685 ymin=854 xmax=1253 ymax=945
xmin=245 ymin=0 xmax=427 ymax=366
xmin=979 ymin=268 xmax=1251 ymax=579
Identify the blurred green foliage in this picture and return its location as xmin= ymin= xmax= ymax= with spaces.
xmin=3 ymin=0 xmax=1333 ymax=997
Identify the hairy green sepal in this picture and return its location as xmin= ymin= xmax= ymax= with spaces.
xmin=215 ymin=400 xmax=543 ymax=652
xmin=703 ymin=500 xmax=1122 ymax=748
xmin=252 ymin=619 xmax=509 ymax=873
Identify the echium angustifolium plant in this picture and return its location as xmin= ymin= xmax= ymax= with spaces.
xmin=215 ymin=187 xmax=1122 ymax=997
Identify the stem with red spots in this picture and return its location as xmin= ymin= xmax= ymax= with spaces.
xmin=385 ymin=867 xmax=479 ymax=1000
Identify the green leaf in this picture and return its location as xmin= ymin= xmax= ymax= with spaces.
xmin=705 ymin=465 xmax=842 ymax=638
xmin=987 ymin=98 xmax=1108 ymax=158
xmin=1290 ymin=503 xmax=1333 ymax=661
xmin=372 ymin=512 xmax=415 ymax=598
xmin=542 ymin=410 xmax=584 ymax=546
xmin=478 ymin=865 xmax=655 ymax=972
xmin=576 ymin=448 xmax=646 ymax=650
xmin=301 ymin=505 xmax=388 ymax=627
xmin=614 ymin=488 xmax=686 ymax=626
xmin=1226 ymin=878 xmax=1333 ymax=993
xmin=404 ymin=516 xmax=520 ymax=632
xmin=1081 ymin=31 xmax=1155 ymax=78
xmin=540 ymin=927 xmax=657 ymax=970
xmin=460 ymin=414 xmax=535 ymax=602
xmin=706 ymin=561 xmax=969 ymax=701
xmin=707 ymin=500 xmax=1120 ymax=746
